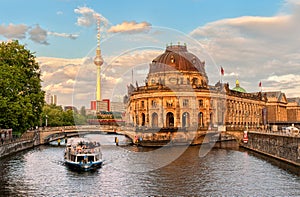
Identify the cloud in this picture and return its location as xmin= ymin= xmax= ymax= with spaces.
xmin=28 ymin=25 xmax=49 ymax=45
xmin=264 ymin=74 xmax=300 ymax=97
xmin=0 ymin=23 xmax=80 ymax=44
xmin=189 ymin=0 xmax=300 ymax=97
xmin=74 ymin=6 xmax=110 ymax=27
xmin=38 ymin=57 xmax=85 ymax=105
xmin=265 ymin=74 xmax=300 ymax=88
xmin=48 ymin=32 xmax=79 ymax=39
xmin=56 ymin=11 xmax=63 ymax=15
xmin=38 ymin=49 xmax=161 ymax=107
xmin=0 ymin=23 xmax=28 ymax=39
xmin=108 ymin=21 xmax=151 ymax=33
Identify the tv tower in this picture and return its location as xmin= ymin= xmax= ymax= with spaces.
xmin=94 ymin=16 xmax=104 ymax=102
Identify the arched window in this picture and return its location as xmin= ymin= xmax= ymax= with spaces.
xmin=198 ymin=112 xmax=203 ymax=127
xmin=152 ymin=112 xmax=158 ymax=127
xmin=210 ymin=112 xmax=213 ymax=126
xmin=166 ymin=112 xmax=174 ymax=127
xmin=141 ymin=113 xmax=145 ymax=126
xmin=182 ymin=112 xmax=190 ymax=128
xmin=151 ymin=79 xmax=155 ymax=84
xmin=170 ymin=55 xmax=175 ymax=63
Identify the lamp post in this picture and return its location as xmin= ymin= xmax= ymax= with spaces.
xmin=45 ymin=115 xmax=48 ymax=127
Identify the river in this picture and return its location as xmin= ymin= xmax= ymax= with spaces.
xmin=0 ymin=134 xmax=299 ymax=196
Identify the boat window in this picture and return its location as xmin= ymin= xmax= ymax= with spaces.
xmin=71 ymin=155 xmax=76 ymax=162
xmin=88 ymin=156 xmax=94 ymax=162
xmin=77 ymin=156 xmax=84 ymax=162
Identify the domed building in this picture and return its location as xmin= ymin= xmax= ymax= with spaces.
xmin=232 ymin=79 xmax=247 ymax=93
xmin=124 ymin=44 xmax=267 ymax=133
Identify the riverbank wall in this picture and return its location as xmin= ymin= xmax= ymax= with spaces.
xmin=0 ymin=131 xmax=39 ymax=158
xmin=242 ymin=131 xmax=300 ymax=167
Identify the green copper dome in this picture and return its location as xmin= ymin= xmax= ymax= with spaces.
xmin=232 ymin=79 xmax=246 ymax=93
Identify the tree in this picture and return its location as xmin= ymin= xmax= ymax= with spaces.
xmin=42 ymin=104 xmax=64 ymax=127
xmin=80 ymin=106 xmax=86 ymax=116
xmin=0 ymin=40 xmax=44 ymax=133
xmin=41 ymin=104 xmax=87 ymax=126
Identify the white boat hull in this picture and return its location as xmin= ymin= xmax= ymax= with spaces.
xmin=64 ymin=137 xmax=103 ymax=171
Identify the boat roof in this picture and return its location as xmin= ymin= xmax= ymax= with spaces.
xmin=67 ymin=137 xmax=99 ymax=146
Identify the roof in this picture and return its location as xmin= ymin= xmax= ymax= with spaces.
xmin=287 ymin=97 xmax=300 ymax=105
xmin=149 ymin=44 xmax=207 ymax=77
xmin=264 ymin=91 xmax=287 ymax=103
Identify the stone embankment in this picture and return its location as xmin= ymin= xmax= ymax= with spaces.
xmin=242 ymin=131 xmax=300 ymax=167
xmin=0 ymin=131 xmax=39 ymax=158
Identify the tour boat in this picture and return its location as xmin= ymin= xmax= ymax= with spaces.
xmin=64 ymin=137 xmax=103 ymax=171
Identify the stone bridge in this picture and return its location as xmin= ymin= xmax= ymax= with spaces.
xmin=223 ymin=130 xmax=245 ymax=143
xmin=39 ymin=125 xmax=121 ymax=144
xmin=38 ymin=124 xmax=249 ymax=146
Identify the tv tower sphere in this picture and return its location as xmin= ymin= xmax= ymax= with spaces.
xmin=94 ymin=55 xmax=103 ymax=66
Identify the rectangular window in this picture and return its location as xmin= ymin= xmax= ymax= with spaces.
xmin=183 ymin=99 xmax=189 ymax=107
xmin=166 ymin=100 xmax=173 ymax=107
xmin=199 ymin=99 xmax=203 ymax=107
xmin=210 ymin=100 xmax=214 ymax=108
xmin=141 ymin=101 xmax=145 ymax=108
xmin=151 ymin=100 xmax=157 ymax=108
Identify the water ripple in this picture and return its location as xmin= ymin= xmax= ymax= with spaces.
xmin=0 ymin=135 xmax=299 ymax=196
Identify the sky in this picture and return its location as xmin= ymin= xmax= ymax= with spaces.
xmin=1 ymin=0 xmax=300 ymax=108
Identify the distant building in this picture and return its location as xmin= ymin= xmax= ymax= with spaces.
xmin=287 ymin=97 xmax=300 ymax=122
xmin=45 ymin=92 xmax=57 ymax=105
xmin=265 ymin=91 xmax=288 ymax=123
xmin=51 ymin=95 xmax=57 ymax=105
xmin=64 ymin=106 xmax=78 ymax=113
xmin=45 ymin=92 xmax=51 ymax=104
xmin=264 ymin=92 xmax=300 ymax=128
xmin=110 ymin=102 xmax=125 ymax=113
xmin=90 ymin=99 xmax=110 ymax=112
xmin=85 ymin=108 xmax=96 ymax=116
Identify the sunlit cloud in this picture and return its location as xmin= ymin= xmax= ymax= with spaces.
xmin=74 ymin=6 xmax=110 ymax=27
xmin=108 ymin=21 xmax=151 ymax=33
xmin=189 ymin=0 xmax=300 ymax=96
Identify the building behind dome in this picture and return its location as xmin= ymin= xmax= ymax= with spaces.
xmin=232 ymin=79 xmax=247 ymax=93
xmin=124 ymin=44 xmax=267 ymax=133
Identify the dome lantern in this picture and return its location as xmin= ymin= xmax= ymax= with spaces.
xmin=232 ymin=79 xmax=247 ymax=93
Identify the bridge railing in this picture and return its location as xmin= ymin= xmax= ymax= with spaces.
xmin=38 ymin=125 xmax=121 ymax=132
xmin=0 ymin=130 xmax=38 ymax=146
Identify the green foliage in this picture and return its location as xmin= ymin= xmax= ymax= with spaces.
xmin=41 ymin=104 xmax=87 ymax=127
xmin=80 ymin=106 xmax=86 ymax=116
xmin=0 ymin=40 xmax=44 ymax=132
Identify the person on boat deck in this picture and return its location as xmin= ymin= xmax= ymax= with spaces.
xmin=115 ymin=137 xmax=119 ymax=146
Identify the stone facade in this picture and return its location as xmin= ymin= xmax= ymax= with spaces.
xmin=265 ymin=91 xmax=288 ymax=123
xmin=265 ymin=92 xmax=300 ymax=126
xmin=124 ymin=45 xmax=266 ymax=131
xmin=287 ymin=98 xmax=300 ymax=123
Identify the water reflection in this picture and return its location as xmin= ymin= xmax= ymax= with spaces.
xmin=0 ymin=134 xmax=299 ymax=196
